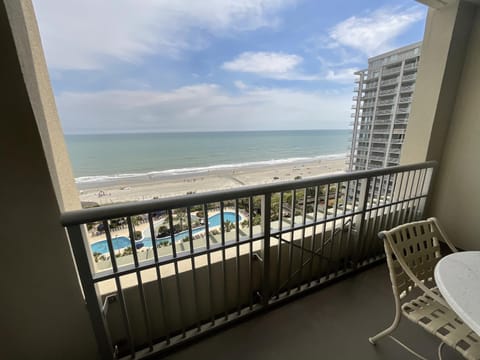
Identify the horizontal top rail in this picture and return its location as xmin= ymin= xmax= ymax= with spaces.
xmin=61 ymin=161 xmax=437 ymax=226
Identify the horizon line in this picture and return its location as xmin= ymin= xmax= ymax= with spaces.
xmin=64 ymin=128 xmax=350 ymax=136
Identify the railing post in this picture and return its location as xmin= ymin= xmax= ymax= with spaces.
xmin=66 ymin=225 xmax=114 ymax=360
xmin=261 ymin=193 xmax=272 ymax=306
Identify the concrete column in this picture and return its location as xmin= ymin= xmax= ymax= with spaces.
xmin=401 ymin=1 xmax=480 ymax=250
xmin=0 ymin=1 xmax=98 ymax=358
xmin=401 ymin=0 xmax=476 ymax=164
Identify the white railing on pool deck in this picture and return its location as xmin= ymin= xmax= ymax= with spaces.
xmin=61 ymin=161 xmax=436 ymax=360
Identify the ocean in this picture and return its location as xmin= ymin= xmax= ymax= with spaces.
xmin=65 ymin=130 xmax=350 ymax=185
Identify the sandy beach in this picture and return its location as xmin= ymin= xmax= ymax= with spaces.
xmin=78 ymin=157 xmax=347 ymax=205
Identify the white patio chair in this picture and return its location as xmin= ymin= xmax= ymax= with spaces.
xmin=369 ymin=217 xmax=480 ymax=360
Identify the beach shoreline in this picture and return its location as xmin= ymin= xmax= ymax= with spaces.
xmin=78 ymin=157 xmax=347 ymax=205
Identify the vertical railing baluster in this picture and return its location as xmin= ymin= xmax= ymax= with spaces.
xmin=235 ymin=199 xmax=241 ymax=315
xmin=147 ymin=213 xmax=170 ymax=344
xmin=385 ymin=172 xmax=400 ymax=230
xmin=203 ymin=204 xmax=215 ymax=326
xmin=275 ymin=192 xmax=284 ymax=298
xmin=220 ymin=202 xmax=228 ymax=320
xmin=261 ymin=193 xmax=272 ymax=305
xmin=412 ymin=168 xmax=428 ymax=221
xmin=345 ymin=179 xmax=359 ymax=268
xmin=363 ymin=175 xmax=384 ymax=260
xmin=286 ymin=190 xmax=296 ymax=295
xmin=66 ymin=224 xmax=114 ymax=360
xmin=104 ymin=220 xmax=135 ymax=356
xmin=168 ymin=209 xmax=186 ymax=337
xmin=317 ymin=184 xmax=330 ymax=281
xmin=186 ymin=207 xmax=201 ymax=331
xmin=297 ymin=188 xmax=308 ymax=290
xmin=338 ymin=180 xmax=351 ymax=273
xmin=307 ymin=186 xmax=319 ymax=286
xmin=126 ymin=216 xmax=153 ymax=350
xmin=353 ymin=177 xmax=371 ymax=268
xmin=398 ymin=170 xmax=412 ymax=226
xmin=248 ymin=196 xmax=254 ymax=310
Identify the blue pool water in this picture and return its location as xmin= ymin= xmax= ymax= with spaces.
xmin=91 ymin=212 xmax=241 ymax=254
xmin=91 ymin=236 xmax=132 ymax=254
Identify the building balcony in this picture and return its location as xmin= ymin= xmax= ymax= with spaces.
xmin=376 ymin=109 xmax=393 ymax=116
xmin=164 ymin=264 xmax=443 ymax=360
xmin=361 ymin=102 xmax=375 ymax=109
xmin=362 ymin=93 xmax=377 ymax=100
xmin=6 ymin=1 xmax=480 ymax=359
xmin=403 ymin=62 xmax=418 ymax=71
xmin=379 ymin=78 xmax=399 ymax=87
xmin=402 ymin=73 xmax=417 ymax=82
xmin=378 ymin=89 xmax=397 ymax=96
xmin=61 ymin=163 xmax=436 ymax=359
xmin=397 ymin=107 xmax=410 ymax=114
xmin=377 ymin=99 xmax=395 ymax=106
xmin=398 ymin=96 xmax=412 ymax=103
xmin=381 ymin=67 xmax=402 ymax=76
xmin=400 ymin=85 xmax=415 ymax=93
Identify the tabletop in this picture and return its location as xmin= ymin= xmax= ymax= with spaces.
xmin=435 ymin=251 xmax=480 ymax=335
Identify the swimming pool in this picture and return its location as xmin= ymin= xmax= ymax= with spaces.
xmin=91 ymin=236 xmax=132 ymax=254
xmin=90 ymin=211 xmax=242 ymax=254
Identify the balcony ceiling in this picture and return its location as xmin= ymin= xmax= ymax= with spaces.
xmin=417 ymin=0 xmax=480 ymax=9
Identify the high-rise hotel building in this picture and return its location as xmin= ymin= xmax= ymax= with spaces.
xmin=347 ymin=42 xmax=421 ymax=171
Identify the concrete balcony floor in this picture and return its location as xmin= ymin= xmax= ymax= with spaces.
xmin=163 ymin=264 xmax=463 ymax=360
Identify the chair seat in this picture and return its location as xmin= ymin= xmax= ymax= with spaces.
xmin=402 ymin=289 xmax=480 ymax=360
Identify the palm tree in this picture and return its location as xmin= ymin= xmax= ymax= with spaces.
xmin=174 ymin=208 xmax=187 ymax=232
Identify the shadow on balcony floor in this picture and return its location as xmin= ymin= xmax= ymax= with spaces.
xmin=162 ymin=263 xmax=463 ymax=360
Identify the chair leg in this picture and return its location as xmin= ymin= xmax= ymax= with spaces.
xmin=369 ymin=293 xmax=401 ymax=344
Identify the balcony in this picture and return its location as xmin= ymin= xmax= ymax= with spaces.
xmin=378 ymin=89 xmax=396 ymax=96
xmin=400 ymin=85 xmax=415 ymax=93
xmin=376 ymin=109 xmax=393 ymax=116
xmin=398 ymin=96 xmax=412 ymax=103
xmin=403 ymin=62 xmax=418 ymax=71
xmin=379 ymin=78 xmax=398 ymax=87
xmin=163 ymin=263 xmax=444 ymax=360
xmin=6 ymin=1 xmax=480 ymax=359
xmin=381 ymin=67 xmax=401 ymax=76
xmin=62 ymin=163 xmax=436 ymax=359
xmin=397 ymin=107 xmax=410 ymax=114
xmin=402 ymin=74 xmax=417 ymax=82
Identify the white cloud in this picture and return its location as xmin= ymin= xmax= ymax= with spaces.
xmin=234 ymin=80 xmax=248 ymax=89
xmin=32 ymin=0 xmax=296 ymax=70
xmin=324 ymin=68 xmax=359 ymax=83
xmin=57 ymin=84 xmax=351 ymax=133
xmin=328 ymin=6 xmax=425 ymax=56
xmin=223 ymin=52 xmax=302 ymax=74
xmin=223 ymin=51 xmax=328 ymax=81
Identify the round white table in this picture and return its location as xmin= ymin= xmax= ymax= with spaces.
xmin=434 ymin=251 xmax=480 ymax=336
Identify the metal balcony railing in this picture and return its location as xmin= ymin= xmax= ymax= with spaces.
xmin=377 ymin=99 xmax=395 ymax=106
xmin=380 ymin=78 xmax=398 ymax=87
xmin=402 ymin=74 xmax=417 ymax=81
xmin=397 ymin=107 xmax=410 ymax=114
xmin=61 ymin=161 xmax=436 ymax=360
xmin=400 ymin=85 xmax=415 ymax=92
xmin=382 ymin=67 xmax=401 ymax=76
xmin=376 ymin=109 xmax=392 ymax=115
xmin=398 ymin=97 xmax=412 ymax=103
xmin=379 ymin=89 xmax=397 ymax=96
xmin=403 ymin=63 xmax=418 ymax=71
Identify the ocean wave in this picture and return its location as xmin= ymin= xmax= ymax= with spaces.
xmin=75 ymin=153 xmax=347 ymax=184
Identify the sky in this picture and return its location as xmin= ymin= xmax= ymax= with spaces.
xmin=32 ymin=0 xmax=427 ymax=134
